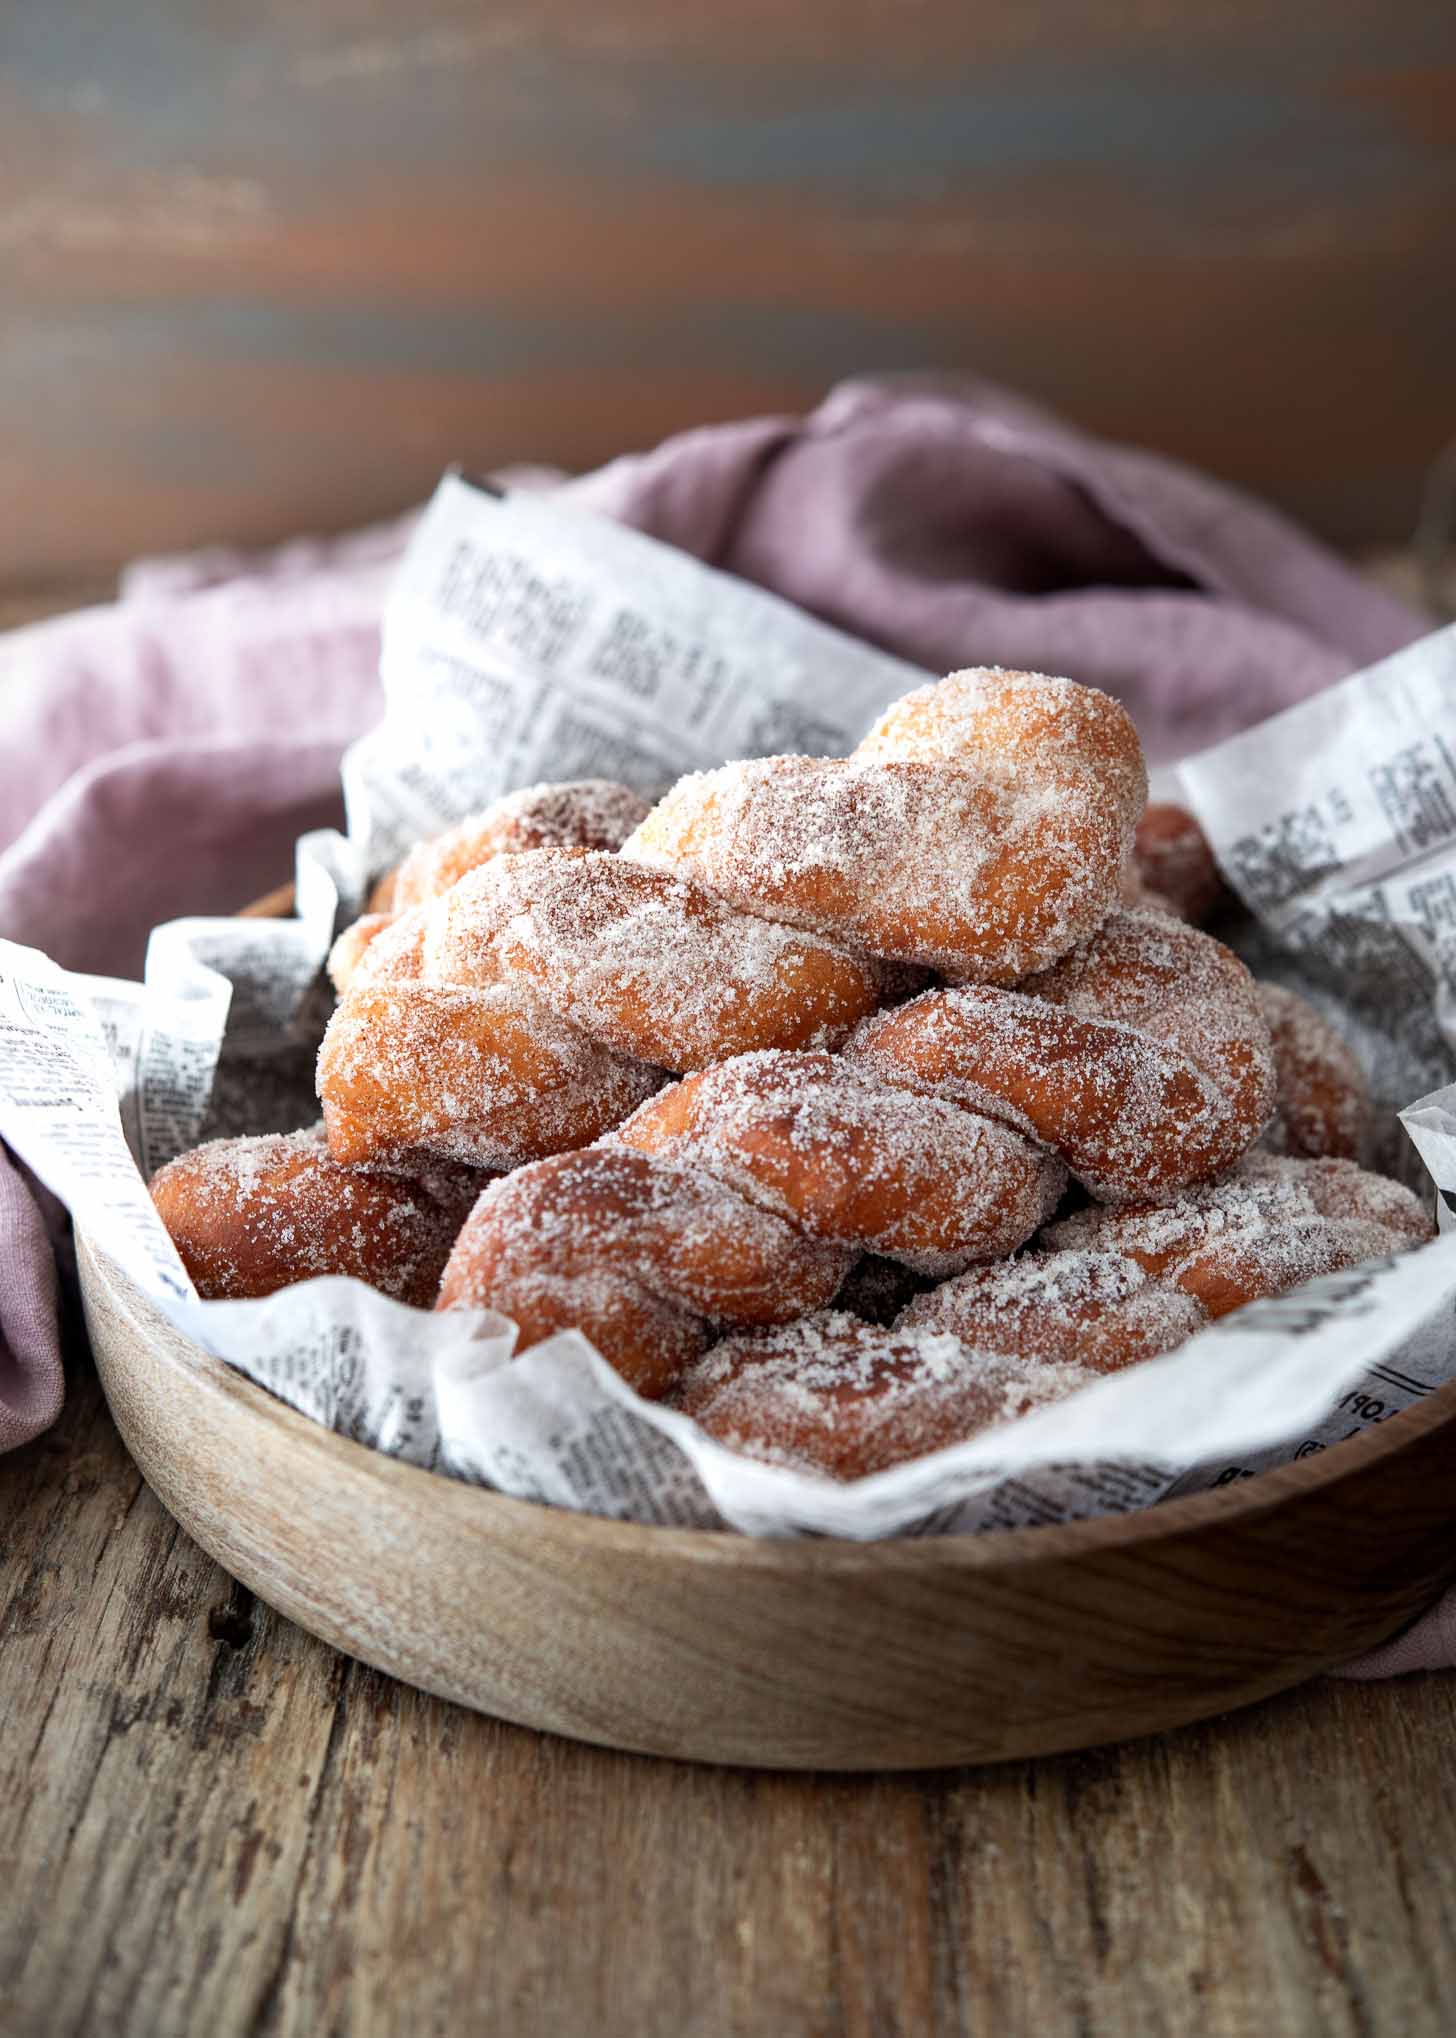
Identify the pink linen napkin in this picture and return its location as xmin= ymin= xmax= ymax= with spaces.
xmin=3 ymin=372 xmax=1445 ymax=1673
xmin=0 ymin=1157 xmax=63 ymax=1451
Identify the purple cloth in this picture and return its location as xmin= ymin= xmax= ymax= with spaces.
xmin=571 ymin=378 xmax=1417 ymax=762
xmin=2 ymin=373 xmax=1445 ymax=1672
xmin=0 ymin=1152 xmax=63 ymax=1452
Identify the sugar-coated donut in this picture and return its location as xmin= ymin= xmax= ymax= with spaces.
xmin=340 ymin=781 xmax=651 ymax=985
xmin=437 ymin=1148 xmax=852 ymax=1396
xmin=1043 ymin=1152 xmax=1432 ymax=1319
xmin=318 ymin=979 xmax=663 ymax=1172
xmin=903 ymin=1152 xmax=1430 ymax=1370
xmin=328 ymin=904 xmax=430 ymax=996
xmin=328 ymin=912 xmax=394 ymax=995
xmin=855 ymin=665 xmax=1146 ymax=809
xmin=847 ymin=909 xmax=1276 ymax=1202
xmin=622 ymin=669 xmax=1146 ymax=982
xmin=150 ymin=1125 xmax=482 ymax=1306
xmin=611 ymin=1049 xmax=1065 ymax=1274
xmin=671 ymin=1311 xmax=1096 ymax=1479
xmin=1257 ymin=983 xmax=1370 ymax=1163
xmin=325 ymin=672 xmax=1151 ymax=1200
xmin=423 ymin=848 xmax=882 ymax=1070
xmin=1130 ymin=803 xmax=1223 ymax=926
xmin=900 ymin=1249 xmax=1206 ymax=1371
xmin=391 ymin=779 xmax=651 ymax=915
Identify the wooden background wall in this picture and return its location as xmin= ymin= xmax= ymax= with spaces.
xmin=3 ymin=2 xmax=1455 ymax=579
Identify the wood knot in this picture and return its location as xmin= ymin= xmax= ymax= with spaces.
xmin=208 ymin=1600 xmax=255 ymax=1649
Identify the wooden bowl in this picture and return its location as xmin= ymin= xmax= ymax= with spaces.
xmin=81 ymin=1237 xmax=1456 ymax=1771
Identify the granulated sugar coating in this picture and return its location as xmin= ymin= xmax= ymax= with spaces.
xmin=329 ymin=903 xmax=430 ymax=996
xmin=150 ymin=1124 xmax=483 ymax=1306
xmin=424 ymin=849 xmax=881 ymax=1070
xmin=438 ymin=1147 xmax=852 ymax=1397
xmin=612 ymin=1049 xmax=1065 ymax=1274
xmin=1258 ymin=982 xmax=1371 ymax=1163
xmin=854 ymin=667 xmax=1146 ymax=811
xmin=619 ymin=669 xmax=1146 ymax=983
xmin=1045 ymin=1151 xmax=1434 ymax=1320
xmin=849 ymin=909 xmax=1277 ymax=1202
xmin=389 ymin=779 xmax=651 ymax=914
xmin=901 ymin=1248 xmax=1207 ymax=1372
xmin=672 ymin=1311 xmax=1097 ymax=1479
xmin=327 ymin=911 xmax=394 ymax=996
xmin=317 ymin=978 xmax=663 ymax=1172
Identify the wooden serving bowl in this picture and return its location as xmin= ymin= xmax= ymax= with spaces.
xmin=88 ymin=882 xmax=1456 ymax=1766
xmin=81 ymin=1238 xmax=1456 ymax=1771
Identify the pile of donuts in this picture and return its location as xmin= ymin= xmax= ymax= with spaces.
xmin=150 ymin=669 xmax=1432 ymax=1483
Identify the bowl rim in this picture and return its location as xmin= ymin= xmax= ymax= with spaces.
xmin=82 ymin=1233 xmax=1456 ymax=1579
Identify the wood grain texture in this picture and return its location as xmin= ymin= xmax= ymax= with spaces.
xmin=4 ymin=1 xmax=1456 ymax=576
xmin=76 ymin=1236 xmax=1456 ymax=1772
xmin=237 ymin=881 xmax=300 ymax=921
xmin=6 ymin=1360 xmax=1456 ymax=2036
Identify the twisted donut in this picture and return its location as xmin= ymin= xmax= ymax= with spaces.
xmin=1126 ymin=802 xmax=1224 ymax=926
xmin=322 ymin=670 xmax=1161 ymax=1178
xmin=150 ymin=1125 xmax=483 ymax=1305
xmin=335 ymin=780 xmax=649 ymax=993
xmin=612 ymin=1049 xmax=1065 ymax=1275
xmin=846 ymin=908 xmax=1276 ymax=1202
xmin=622 ymin=668 xmax=1145 ymax=982
xmin=899 ymin=1250 xmax=1207 ymax=1371
xmin=905 ymin=1151 xmax=1430 ymax=1376
xmin=1039 ymin=1150 xmax=1430 ymax=1319
xmin=1257 ymin=983 xmax=1370 ymax=1163
xmin=670 ymin=1312 xmax=1096 ymax=1480
xmin=664 ymin=1150 xmax=1432 ymax=1475
xmin=532 ymin=911 xmax=1275 ymax=1344
xmin=436 ymin=1030 xmax=1069 ymax=1387
xmin=422 ymin=850 xmax=882 ymax=1069
xmin=436 ymin=1146 xmax=852 ymax=1396
xmin=318 ymin=980 xmax=662 ymax=1172
xmin=364 ymin=778 xmax=650 ymax=923
xmin=440 ymin=943 xmax=1270 ymax=1382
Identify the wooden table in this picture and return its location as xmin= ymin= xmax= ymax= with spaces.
xmin=5 ymin=565 xmax=1456 ymax=2036
xmin=4 ymin=1354 xmax=1456 ymax=2037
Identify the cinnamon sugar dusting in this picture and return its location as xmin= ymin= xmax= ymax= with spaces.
xmin=615 ymin=667 xmax=1147 ymax=983
xmin=331 ymin=904 xmax=430 ymax=995
xmin=158 ymin=661 xmax=1439 ymax=1497
xmin=902 ymin=1248 xmax=1206 ymax=1370
xmin=623 ymin=752 xmax=1126 ymax=982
